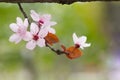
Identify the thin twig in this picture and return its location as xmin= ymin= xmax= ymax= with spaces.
xmin=46 ymin=43 xmax=68 ymax=55
xmin=17 ymin=3 xmax=30 ymax=24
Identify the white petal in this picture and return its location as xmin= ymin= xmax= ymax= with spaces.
xmin=78 ymin=36 xmax=87 ymax=44
xmin=24 ymin=18 xmax=28 ymax=28
xmin=30 ymin=23 xmax=39 ymax=34
xmin=50 ymin=21 xmax=57 ymax=26
xmin=83 ymin=43 xmax=91 ymax=47
xmin=80 ymin=46 xmax=84 ymax=50
xmin=23 ymin=32 xmax=32 ymax=41
xmin=80 ymin=43 xmax=90 ymax=50
xmin=48 ymin=27 xmax=55 ymax=34
xmin=44 ymin=21 xmax=57 ymax=27
xmin=9 ymin=23 xmax=18 ymax=32
xmin=37 ymin=39 xmax=45 ymax=47
xmin=26 ymin=40 xmax=36 ymax=50
xmin=39 ymin=28 xmax=48 ymax=38
xmin=16 ymin=17 xmax=23 ymax=27
xmin=9 ymin=34 xmax=21 ymax=44
xmin=30 ymin=10 xmax=39 ymax=21
xmin=73 ymin=33 xmax=79 ymax=44
xmin=42 ymin=14 xmax=51 ymax=21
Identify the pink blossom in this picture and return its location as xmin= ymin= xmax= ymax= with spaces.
xmin=73 ymin=33 xmax=91 ymax=49
xmin=30 ymin=10 xmax=57 ymax=29
xmin=9 ymin=17 xmax=30 ymax=44
xmin=26 ymin=23 xmax=48 ymax=50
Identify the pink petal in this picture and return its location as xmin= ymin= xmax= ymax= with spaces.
xmin=9 ymin=34 xmax=22 ymax=44
xmin=73 ymin=33 xmax=79 ymax=44
xmin=39 ymin=28 xmax=48 ymax=38
xmin=42 ymin=14 xmax=51 ymax=21
xmin=47 ymin=27 xmax=55 ymax=34
xmin=30 ymin=10 xmax=39 ymax=22
xmin=30 ymin=23 xmax=39 ymax=34
xmin=23 ymin=32 xmax=32 ymax=41
xmin=37 ymin=39 xmax=45 ymax=47
xmin=44 ymin=21 xmax=56 ymax=27
xmin=9 ymin=23 xmax=18 ymax=32
xmin=16 ymin=17 xmax=23 ymax=27
xmin=24 ymin=18 xmax=28 ymax=28
xmin=26 ymin=40 xmax=36 ymax=50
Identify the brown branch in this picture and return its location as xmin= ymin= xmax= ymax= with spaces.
xmin=17 ymin=3 xmax=30 ymax=24
xmin=0 ymin=0 xmax=120 ymax=4
xmin=45 ymin=43 xmax=68 ymax=55
xmin=17 ymin=3 xmax=28 ymax=18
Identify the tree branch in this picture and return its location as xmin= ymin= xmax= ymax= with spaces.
xmin=0 ymin=0 xmax=119 ymax=4
xmin=17 ymin=3 xmax=30 ymax=24
xmin=17 ymin=3 xmax=28 ymax=18
xmin=46 ymin=43 xmax=68 ymax=55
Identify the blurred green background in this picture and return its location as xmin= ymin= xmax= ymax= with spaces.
xmin=0 ymin=2 xmax=120 ymax=80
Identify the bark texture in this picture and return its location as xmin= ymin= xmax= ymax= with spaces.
xmin=0 ymin=0 xmax=119 ymax=4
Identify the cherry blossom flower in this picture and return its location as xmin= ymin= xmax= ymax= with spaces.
xmin=26 ymin=23 xmax=48 ymax=50
xmin=30 ymin=10 xmax=57 ymax=28
xmin=73 ymin=33 xmax=91 ymax=49
xmin=30 ymin=10 xmax=57 ymax=34
xmin=9 ymin=17 xmax=30 ymax=44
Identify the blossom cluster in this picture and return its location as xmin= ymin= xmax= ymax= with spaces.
xmin=9 ymin=10 xmax=57 ymax=50
xmin=9 ymin=10 xmax=91 ymax=59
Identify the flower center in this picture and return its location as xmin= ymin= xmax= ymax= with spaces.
xmin=75 ymin=44 xmax=80 ymax=48
xmin=33 ymin=35 xmax=39 ymax=41
xmin=38 ymin=20 xmax=44 ymax=27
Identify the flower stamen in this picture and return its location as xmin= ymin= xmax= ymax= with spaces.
xmin=38 ymin=20 xmax=44 ymax=27
xmin=33 ymin=35 xmax=39 ymax=41
xmin=75 ymin=44 xmax=80 ymax=48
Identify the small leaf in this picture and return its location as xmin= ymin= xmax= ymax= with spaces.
xmin=65 ymin=46 xmax=82 ymax=59
xmin=61 ymin=45 xmax=66 ymax=51
xmin=45 ymin=33 xmax=59 ymax=45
